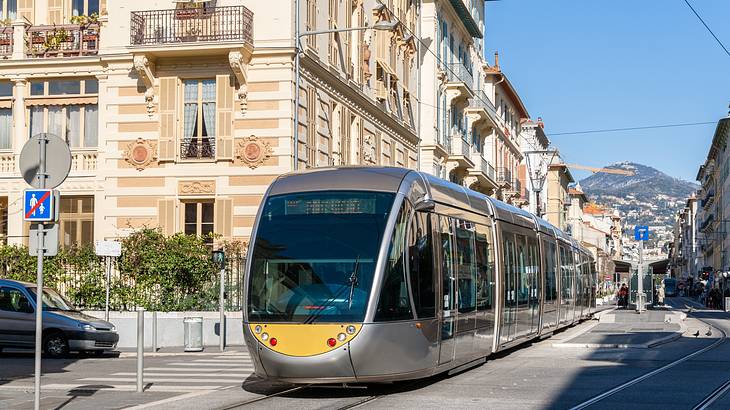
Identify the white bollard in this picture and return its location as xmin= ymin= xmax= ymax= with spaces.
xmin=136 ymin=309 xmax=144 ymax=393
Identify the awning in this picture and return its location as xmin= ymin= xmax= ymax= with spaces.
xmin=26 ymin=96 xmax=98 ymax=106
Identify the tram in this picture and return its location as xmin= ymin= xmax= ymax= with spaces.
xmin=243 ymin=167 xmax=595 ymax=383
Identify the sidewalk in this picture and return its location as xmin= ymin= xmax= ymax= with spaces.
xmin=554 ymin=307 xmax=687 ymax=349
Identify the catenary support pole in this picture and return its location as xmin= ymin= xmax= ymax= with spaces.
xmin=33 ymin=134 xmax=47 ymax=410
xmin=136 ymin=309 xmax=144 ymax=393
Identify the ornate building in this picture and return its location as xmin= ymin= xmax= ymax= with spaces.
xmin=0 ymin=0 xmax=419 ymax=247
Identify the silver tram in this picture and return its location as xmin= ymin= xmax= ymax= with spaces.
xmin=243 ymin=167 xmax=596 ymax=383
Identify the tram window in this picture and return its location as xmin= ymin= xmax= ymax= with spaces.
xmin=516 ymin=235 xmax=528 ymax=305
xmin=527 ymin=238 xmax=539 ymax=302
xmin=455 ymin=220 xmax=477 ymax=313
xmin=559 ymin=245 xmax=570 ymax=302
xmin=407 ymin=211 xmax=436 ymax=318
xmin=545 ymin=242 xmax=557 ymax=302
xmin=375 ymin=201 xmax=414 ymax=321
xmin=475 ymin=223 xmax=494 ymax=311
xmin=440 ymin=216 xmax=455 ymax=312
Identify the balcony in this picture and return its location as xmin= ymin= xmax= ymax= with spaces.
xmin=180 ymin=138 xmax=216 ymax=160
xmin=26 ymin=23 xmax=100 ymax=58
xmin=702 ymin=189 xmax=715 ymax=209
xmin=466 ymin=89 xmax=499 ymax=128
xmin=446 ymin=128 xmax=474 ymax=169
xmin=497 ymin=167 xmax=513 ymax=188
xmin=467 ymin=152 xmax=498 ymax=190
xmin=0 ymin=152 xmax=14 ymax=174
xmin=0 ymin=27 xmax=11 ymax=58
xmin=70 ymin=150 xmax=98 ymax=174
xmin=130 ymin=6 xmax=253 ymax=53
xmin=443 ymin=63 xmax=474 ymax=101
xmin=699 ymin=214 xmax=715 ymax=233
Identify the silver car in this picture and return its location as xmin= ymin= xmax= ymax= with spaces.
xmin=0 ymin=279 xmax=119 ymax=357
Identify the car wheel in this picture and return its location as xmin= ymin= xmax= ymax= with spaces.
xmin=43 ymin=333 xmax=69 ymax=358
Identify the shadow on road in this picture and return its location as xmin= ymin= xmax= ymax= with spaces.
xmin=0 ymin=350 xmax=118 ymax=387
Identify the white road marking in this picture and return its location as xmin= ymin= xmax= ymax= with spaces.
xmin=192 ymin=359 xmax=251 ymax=363
xmin=80 ymin=377 xmax=245 ymax=383
xmin=112 ymin=372 xmax=250 ymax=377
xmin=144 ymin=367 xmax=253 ymax=372
xmin=168 ymin=362 xmax=244 ymax=367
xmin=0 ymin=384 xmax=221 ymax=392
xmin=124 ymin=390 xmax=217 ymax=409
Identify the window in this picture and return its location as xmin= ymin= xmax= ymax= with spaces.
xmin=306 ymin=0 xmax=317 ymax=49
xmin=184 ymin=201 xmax=214 ymax=243
xmin=72 ymin=0 xmax=98 ymax=16
xmin=182 ymin=80 xmax=216 ymax=160
xmin=0 ymin=287 xmax=32 ymax=313
xmin=475 ymin=223 xmax=494 ymax=313
xmin=0 ymin=0 xmax=16 ymax=20
xmin=0 ymin=82 xmax=11 ymax=150
xmin=455 ymin=220 xmax=477 ymax=313
xmin=375 ymin=201 xmax=413 ymax=321
xmin=407 ymin=211 xmax=435 ymax=318
xmin=545 ymin=241 xmax=558 ymax=303
xmin=27 ymin=79 xmax=98 ymax=148
xmin=60 ymin=196 xmax=94 ymax=247
xmin=440 ymin=215 xmax=455 ymax=339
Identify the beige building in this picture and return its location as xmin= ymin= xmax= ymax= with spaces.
xmin=0 ymin=0 xmax=419 ymax=247
xmin=545 ymin=161 xmax=574 ymax=232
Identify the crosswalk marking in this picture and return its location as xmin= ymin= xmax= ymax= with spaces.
xmin=0 ymin=384 xmax=223 ymax=392
xmin=168 ymin=362 xmax=244 ymax=367
xmin=113 ymin=372 xmax=250 ymax=377
xmin=81 ymin=377 xmax=245 ymax=383
xmin=191 ymin=359 xmax=251 ymax=363
xmin=144 ymin=367 xmax=253 ymax=372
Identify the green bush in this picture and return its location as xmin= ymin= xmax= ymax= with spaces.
xmin=0 ymin=228 xmax=247 ymax=312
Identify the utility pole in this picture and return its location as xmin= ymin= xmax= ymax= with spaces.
xmin=637 ymin=239 xmax=644 ymax=313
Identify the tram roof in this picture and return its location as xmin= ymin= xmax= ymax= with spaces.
xmin=269 ymin=166 xmax=411 ymax=196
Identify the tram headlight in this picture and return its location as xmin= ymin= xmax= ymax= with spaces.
xmin=254 ymin=325 xmax=262 ymax=334
xmin=261 ymin=332 xmax=269 ymax=341
xmin=337 ymin=333 xmax=347 ymax=342
xmin=346 ymin=325 xmax=356 ymax=335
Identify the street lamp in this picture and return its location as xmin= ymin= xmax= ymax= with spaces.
xmin=293 ymin=16 xmax=399 ymax=170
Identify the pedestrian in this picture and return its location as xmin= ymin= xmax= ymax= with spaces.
xmin=619 ymin=284 xmax=629 ymax=309
xmin=658 ymin=283 xmax=665 ymax=306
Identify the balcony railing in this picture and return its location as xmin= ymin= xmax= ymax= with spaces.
xmin=70 ymin=151 xmax=98 ymax=172
xmin=0 ymin=152 xmax=14 ymax=173
xmin=497 ymin=167 xmax=512 ymax=186
xmin=130 ymin=6 xmax=253 ymax=46
xmin=702 ymin=189 xmax=715 ymax=209
xmin=471 ymin=89 xmax=496 ymax=113
xmin=0 ymin=27 xmax=12 ymax=57
xmin=446 ymin=63 xmax=474 ymax=89
xmin=480 ymin=157 xmax=495 ymax=180
xmin=513 ymin=178 xmax=522 ymax=194
xmin=180 ymin=138 xmax=216 ymax=160
xmin=27 ymin=24 xmax=100 ymax=58
xmin=449 ymin=129 xmax=471 ymax=157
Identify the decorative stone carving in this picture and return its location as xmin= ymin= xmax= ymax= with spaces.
xmin=133 ymin=55 xmax=156 ymax=116
xmin=229 ymin=50 xmax=250 ymax=115
xmin=123 ymin=138 xmax=158 ymax=171
xmin=236 ymin=135 xmax=273 ymax=169
xmin=179 ymin=181 xmax=216 ymax=195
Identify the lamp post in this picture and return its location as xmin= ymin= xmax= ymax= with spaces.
xmin=212 ymin=250 xmax=225 ymax=351
xmin=292 ymin=14 xmax=399 ymax=171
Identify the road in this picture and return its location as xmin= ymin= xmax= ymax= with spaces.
xmin=2 ymin=298 xmax=730 ymax=409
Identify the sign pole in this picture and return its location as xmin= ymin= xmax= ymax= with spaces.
xmin=637 ymin=239 xmax=644 ymax=314
xmin=105 ymin=256 xmax=111 ymax=322
xmin=33 ymin=135 xmax=47 ymax=410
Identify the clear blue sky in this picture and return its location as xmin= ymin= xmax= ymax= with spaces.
xmin=485 ymin=0 xmax=730 ymax=182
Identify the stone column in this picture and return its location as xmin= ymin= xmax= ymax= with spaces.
xmin=7 ymin=78 xmax=27 ymax=246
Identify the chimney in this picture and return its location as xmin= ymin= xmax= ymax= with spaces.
xmin=494 ymin=51 xmax=500 ymax=70
xmin=537 ymin=116 xmax=544 ymax=128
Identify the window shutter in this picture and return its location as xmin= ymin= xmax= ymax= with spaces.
xmin=158 ymin=77 xmax=178 ymax=161
xmin=157 ymin=199 xmax=176 ymax=236
xmin=100 ymin=0 xmax=107 ymax=15
xmin=48 ymin=0 xmax=63 ymax=24
xmin=18 ymin=0 xmax=34 ymax=22
xmin=214 ymin=198 xmax=232 ymax=239
xmin=215 ymin=75 xmax=234 ymax=161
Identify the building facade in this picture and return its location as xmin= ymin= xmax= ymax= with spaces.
xmin=0 ymin=0 xmax=420 ymax=248
xmin=520 ymin=117 xmax=549 ymax=217
xmin=545 ymin=161 xmax=574 ymax=232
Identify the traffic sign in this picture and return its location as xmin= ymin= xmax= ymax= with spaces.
xmin=19 ymin=133 xmax=72 ymax=189
xmin=23 ymin=189 xmax=54 ymax=222
xmin=634 ymin=225 xmax=649 ymax=241
xmin=29 ymin=224 xmax=58 ymax=257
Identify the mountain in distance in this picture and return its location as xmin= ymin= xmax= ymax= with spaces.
xmin=579 ymin=162 xmax=699 ymax=248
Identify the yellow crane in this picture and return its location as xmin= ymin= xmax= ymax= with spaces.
xmin=566 ymin=163 xmax=635 ymax=176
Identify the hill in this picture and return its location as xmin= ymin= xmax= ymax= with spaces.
xmin=579 ymin=162 xmax=698 ymax=249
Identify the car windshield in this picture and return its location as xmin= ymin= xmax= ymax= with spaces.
xmin=247 ymin=191 xmax=395 ymax=323
xmin=26 ymin=287 xmax=77 ymax=311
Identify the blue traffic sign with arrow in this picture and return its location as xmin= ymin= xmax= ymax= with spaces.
xmin=634 ymin=225 xmax=649 ymax=241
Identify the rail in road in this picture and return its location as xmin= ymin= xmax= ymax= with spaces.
xmin=570 ymin=298 xmax=730 ymax=410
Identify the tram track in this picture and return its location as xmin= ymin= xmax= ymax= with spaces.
xmin=570 ymin=302 xmax=729 ymax=410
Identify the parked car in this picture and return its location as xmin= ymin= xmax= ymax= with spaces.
xmin=0 ymin=279 xmax=118 ymax=357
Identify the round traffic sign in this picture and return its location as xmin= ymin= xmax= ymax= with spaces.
xmin=19 ymin=133 xmax=72 ymax=189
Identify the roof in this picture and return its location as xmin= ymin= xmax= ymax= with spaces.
xmin=548 ymin=163 xmax=575 ymax=183
xmin=568 ymin=188 xmax=588 ymax=202
xmin=447 ymin=0 xmax=483 ymax=38
xmin=484 ymin=67 xmax=529 ymax=119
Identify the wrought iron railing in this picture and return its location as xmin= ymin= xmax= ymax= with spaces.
xmin=26 ymin=23 xmax=100 ymax=58
xmin=497 ymin=167 xmax=512 ymax=187
xmin=130 ymin=5 xmax=253 ymax=45
xmin=449 ymin=128 xmax=471 ymax=157
xmin=447 ymin=63 xmax=474 ymax=89
xmin=180 ymin=137 xmax=216 ymax=160
xmin=480 ymin=157 xmax=495 ymax=180
xmin=0 ymin=26 xmax=12 ymax=57
xmin=471 ymin=89 xmax=496 ymax=113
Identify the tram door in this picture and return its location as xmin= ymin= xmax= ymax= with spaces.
xmin=453 ymin=220 xmax=477 ymax=363
xmin=438 ymin=216 xmax=456 ymax=365
xmin=500 ymin=233 xmax=518 ymax=344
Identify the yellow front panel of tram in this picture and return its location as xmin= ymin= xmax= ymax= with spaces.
xmin=248 ymin=323 xmax=362 ymax=357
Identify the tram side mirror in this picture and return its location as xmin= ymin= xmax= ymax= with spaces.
xmin=413 ymin=197 xmax=435 ymax=212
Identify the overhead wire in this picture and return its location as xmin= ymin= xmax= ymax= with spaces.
xmin=549 ymin=121 xmax=717 ymax=136
xmin=682 ymin=0 xmax=730 ymax=59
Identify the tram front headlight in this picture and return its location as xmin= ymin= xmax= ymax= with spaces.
xmin=254 ymin=325 xmax=262 ymax=334
xmin=261 ymin=332 xmax=269 ymax=341
xmin=337 ymin=333 xmax=347 ymax=342
xmin=346 ymin=325 xmax=356 ymax=335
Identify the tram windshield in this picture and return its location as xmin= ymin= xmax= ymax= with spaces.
xmin=247 ymin=191 xmax=396 ymax=323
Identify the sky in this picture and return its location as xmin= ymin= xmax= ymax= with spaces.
xmin=484 ymin=0 xmax=730 ymax=182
